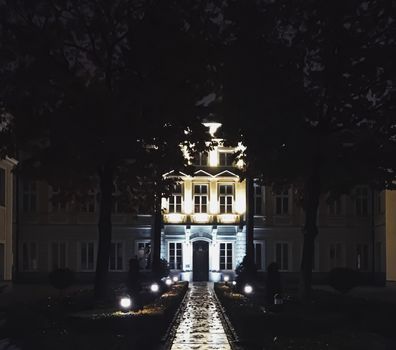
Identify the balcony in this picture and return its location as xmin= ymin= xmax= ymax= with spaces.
xmin=163 ymin=212 xmax=240 ymax=224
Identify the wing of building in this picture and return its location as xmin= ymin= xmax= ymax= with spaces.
xmin=13 ymin=123 xmax=396 ymax=285
xmin=0 ymin=157 xmax=17 ymax=281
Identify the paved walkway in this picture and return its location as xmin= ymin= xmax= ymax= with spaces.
xmin=170 ymin=282 xmax=231 ymax=350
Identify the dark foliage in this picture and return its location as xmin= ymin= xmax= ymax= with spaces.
xmin=328 ymin=267 xmax=360 ymax=294
xmin=235 ymin=255 xmax=257 ymax=291
xmin=48 ymin=268 xmax=75 ymax=291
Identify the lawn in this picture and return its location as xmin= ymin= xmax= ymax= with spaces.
xmin=0 ymin=281 xmax=188 ymax=350
xmin=215 ymin=283 xmax=396 ymax=350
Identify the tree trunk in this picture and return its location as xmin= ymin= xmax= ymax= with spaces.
xmin=94 ymin=161 xmax=114 ymax=300
xmin=245 ymin=176 xmax=255 ymax=271
xmin=300 ymin=172 xmax=320 ymax=300
xmin=151 ymin=191 xmax=162 ymax=277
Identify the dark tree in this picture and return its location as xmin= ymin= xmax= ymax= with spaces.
xmin=219 ymin=0 xmax=396 ymax=298
xmin=0 ymin=0 xmax=212 ymax=299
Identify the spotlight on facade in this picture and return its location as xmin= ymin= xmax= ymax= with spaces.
xmin=172 ymin=276 xmax=179 ymax=283
xmin=119 ymin=296 xmax=132 ymax=310
xmin=150 ymin=283 xmax=160 ymax=293
xmin=223 ymin=275 xmax=230 ymax=282
xmin=165 ymin=277 xmax=172 ymax=286
xmin=243 ymin=284 xmax=253 ymax=294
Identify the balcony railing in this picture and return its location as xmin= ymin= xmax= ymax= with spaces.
xmin=163 ymin=212 xmax=241 ymax=224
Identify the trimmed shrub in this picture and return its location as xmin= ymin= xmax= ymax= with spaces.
xmin=235 ymin=255 xmax=257 ymax=292
xmin=49 ymin=268 xmax=75 ymax=291
xmin=328 ymin=267 xmax=359 ymax=294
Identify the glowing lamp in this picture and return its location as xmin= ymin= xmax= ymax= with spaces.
xmin=244 ymin=284 xmax=253 ymax=294
xmin=165 ymin=278 xmax=172 ymax=286
xmin=232 ymin=281 xmax=237 ymax=286
xmin=150 ymin=283 xmax=160 ymax=293
xmin=172 ymin=276 xmax=179 ymax=282
xmin=119 ymin=296 xmax=132 ymax=310
xmin=223 ymin=275 xmax=230 ymax=282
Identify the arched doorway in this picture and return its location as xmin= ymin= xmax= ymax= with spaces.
xmin=192 ymin=240 xmax=209 ymax=281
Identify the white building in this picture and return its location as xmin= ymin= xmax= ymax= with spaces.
xmin=15 ymin=122 xmax=393 ymax=285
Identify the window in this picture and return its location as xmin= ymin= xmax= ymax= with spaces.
xmin=22 ymin=242 xmax=38 ymax=271
xmin=220 ymin=242 xmax=233 ymax=270
xmin=49 ymin=186 xmax=67 ymax=212
xmin=275 ymin=190 xmax=289 ymax=215
xmin=254 ymin=241 xmax=265 ymax=270
xmin=254 ymin=184 xmax=262 ymax=215
xmin=169 ymin=183 xmax=183 ymax=213
xmin=81 ymin=190 xmax=96 ymax=213
xmin=328 ymin=198 xmax=341 ymax=216
xmin=356 ymin=243 xmax=369 ymax=271
xmin=355 ymin=187 xmax=368 ymax=216
xmin=80 ymin=242 xmax=95 ymax=271
xmin=219 ymin=152 xmax=233 ymax=166
xmin=169 ymin=242 xmax=182 ymax=270
xmin=110 ymin=242 xmax=124 ymax=271
xmin=193 ymin=152 xmax=208 ymax=166
xmin=275 ymin=242 xmax=289 ymax=271
xmin=50 ymin=242 xmax=67 ymax=270
xmin=329 ymin=243 xmax=343 ymax=268
xmin=219 ymin=184 xmax=233 ymax=214
xmin=0 ymin=168 xmax=5 ymax=207
xmin=136 ymin=241 xmax=151 ymax=270
xmin=23 ymin=181 xmax=37 ymax=212
xmin=194 ymin=184 xmax=208 ymax=213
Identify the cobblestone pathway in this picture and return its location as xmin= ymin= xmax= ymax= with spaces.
xmin=170 ymin=282 xmax=231 ymax=350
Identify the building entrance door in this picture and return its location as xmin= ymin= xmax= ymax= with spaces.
xmin=193 ymin=241 xmax=209 ymax=281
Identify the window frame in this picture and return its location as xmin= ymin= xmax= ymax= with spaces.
xmin=22 ymin=180 xmax=37 ymax=212
xmin=219 ymin=242 xmax=233 ymax=270
xmin=274 ymin=241 xmax=290 ymax=271
xmin=218 ymin=184 xmax=234 ymax=214
xmin=135 ymin=240 xmax=152 ymax=270
xmin=49 ymin=241 xmax=68 ymax=270
xmin=168 ymin=241 xmax=183 ymax=270
xmin=274 ymin=190 xmax=289 ymax=216
xmin=355 ymin=186 xmax=369 ymax=217
xmin=219 ymin=151 xmax=234 ymax=167
xmin=193 ymin=184 xmax=208 ymax=213
xmin=79 ymin=241 xmax=96 ymax=272
xmin=253 ymin=240 xmax=265 ymax=271
xmin=22 ymin=241 xmax=38 ymax=271
xmin=109 ymin=241 xmax=124 ymax=271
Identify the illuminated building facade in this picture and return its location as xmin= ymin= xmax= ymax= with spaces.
xmin=14 ymin=122 xmax=394 ymax=284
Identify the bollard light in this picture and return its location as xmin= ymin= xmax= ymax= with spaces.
xmin=172 ymin=276 xmax=179 ymax=283
xmin=165 ymin=277 xmax=172 ymax=286
xmin=243 ymin=284 xmax=253 ymax=294
xmin=119 ymin=296 xmax=132 ymax=310
xmin=150 ymin=283 xmax=160 ymax=292
xmin=223 ymin=275 xmax=230 ymax=282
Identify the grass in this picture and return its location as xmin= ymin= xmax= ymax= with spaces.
xmin=215 ymin=283 xmax=396 ymax=350
xmin=0 ymin=282 xmax=188 ymax=350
